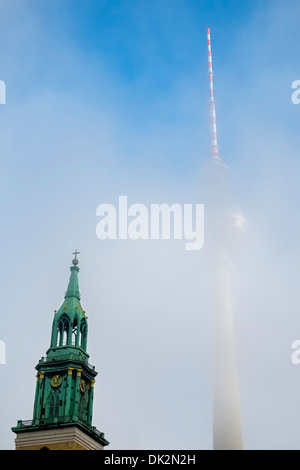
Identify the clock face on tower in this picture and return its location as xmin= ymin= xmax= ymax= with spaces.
xmin=50 ymin=375 xmax=63 ymax=388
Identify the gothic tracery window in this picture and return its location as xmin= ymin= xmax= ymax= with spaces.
xmin=57 ymin=314 xmax=70 ymax=346
xmin=79 ymin=319 xmax=87 ymax=350
xmin=72 ymin=317 xmax=78 ymax=346
xmin=49 ymin=390 xmax=60 ymax=417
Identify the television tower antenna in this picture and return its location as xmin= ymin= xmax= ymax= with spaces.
xmin=207 ymin=28 xmax=220 ymax=160
xmin=206 ymin=27 xmax=244 ymax=451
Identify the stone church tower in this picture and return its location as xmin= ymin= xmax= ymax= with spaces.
xmin=12 ymin=253 xmax=109 ymax=450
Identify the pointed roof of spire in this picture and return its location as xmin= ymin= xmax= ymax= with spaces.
xmin=65 ymin=259 xmax=81 ymax=301
xmin=52 ymin=251 xmax=86 ymax=324
xmin=46 ymin=250 xmax=90 ymax=361
xmin=64 ymin=250 xmax=81 ymax=300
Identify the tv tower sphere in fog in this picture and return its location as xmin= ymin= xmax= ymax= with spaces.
xmin=205 ymin=28 xmax=244 ymax=451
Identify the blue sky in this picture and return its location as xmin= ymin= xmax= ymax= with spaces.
xmin=0 ymin=0 xmax=300 ymax=450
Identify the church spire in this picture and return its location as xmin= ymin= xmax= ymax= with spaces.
xmin=64 ymin=251 xmax=81 ymax=301
xmin=12 ymin=252 xmax=109 ymax=450
xmin=49 ymin=250 xmax=88 ymax=354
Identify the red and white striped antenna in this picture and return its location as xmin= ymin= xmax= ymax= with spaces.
xmin=207 ymin=28 xmax=220 ymax=160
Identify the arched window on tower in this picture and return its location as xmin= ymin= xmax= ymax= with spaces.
xmin=49 ymin=390 xmax=60 ymax=418
xmin=79 ymin=319 xmax=87 ymax=351
xmin=72 ymin=317 xmax=78 ymax=346
xmin=78 ymin=390 xmax=87 ymax=422
xmin=57 ymin=314 xmax=70 ymax=347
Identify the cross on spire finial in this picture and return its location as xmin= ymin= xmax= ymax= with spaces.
xmin=72 ymin=249 xmax=80 ymax=266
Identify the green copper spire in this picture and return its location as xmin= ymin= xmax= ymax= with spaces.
xmin=12 ymin=251 xmax=109 ymax=449
xmin=64 ymin=257 xmax=81 ymax=301
xmin=48 ymin=251 xmax=88 ymax=357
